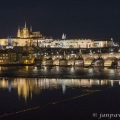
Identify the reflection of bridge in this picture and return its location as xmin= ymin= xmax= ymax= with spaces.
xmin=0 ymin=78 xmax=118 ymax=100
xmin=34 ymin=47 xmax=120 ymax=67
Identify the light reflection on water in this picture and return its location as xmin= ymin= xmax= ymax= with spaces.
xmin=0 ymin=77 xmax=120 ymax=115
xmin=0 ymin=66 xmax=120 ymax=115
xmin=0 ymin=66 xmax=120 ymax=79
xmin=0 ymin=78 xmax=119 ymax=101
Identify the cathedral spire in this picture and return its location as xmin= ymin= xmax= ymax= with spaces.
xmin=30 ymin=26 xmax=32 ymax=32
xmin=17 ymin=26 xmax=20 ymax=37
xmin=62 ymin=33 xmax=66 ymax=40
xmin=25 ymin=21 xmax=26 ymax=28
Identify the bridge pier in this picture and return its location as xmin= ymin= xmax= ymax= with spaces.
xmin=117 ymin=59 xmax=120 ymax=68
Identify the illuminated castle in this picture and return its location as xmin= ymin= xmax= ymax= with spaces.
xmin=0 ymin=22 xmax=118 ymax=48
xmin=17 ymin=22 xmax=42 ymax=38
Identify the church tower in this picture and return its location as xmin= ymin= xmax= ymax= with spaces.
xmin=62 ymin=33 xmax=66 ymax=40
xmin=29 ymin=26 xmax=33 ymax=38
xmin=17 ymin=27 xmax=21 ymax=38
xmin=25 ymin=21 xmax=27 ymax=28
xmin=22 ymin=21 xmax=29 ymax=38
xmin=30 ymin=26 xmax=32 ymax=32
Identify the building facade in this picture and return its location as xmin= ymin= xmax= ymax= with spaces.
xmin=17 ymin=22 xmax=42 ymax=38
xmin=0 ymin=22 xmax=119 ymax=49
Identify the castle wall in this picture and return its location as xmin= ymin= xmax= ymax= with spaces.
xmin=0 ymin=37 xmax=114 ymax=48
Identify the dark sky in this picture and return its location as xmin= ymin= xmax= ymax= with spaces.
xmin=0 ymin=0 xmax=120 ymax=42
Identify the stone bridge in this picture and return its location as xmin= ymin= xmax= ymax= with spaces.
xmin=34 ymin=47 xmax=120 ymax=67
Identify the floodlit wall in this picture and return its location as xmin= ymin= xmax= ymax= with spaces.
xmin=0 ymin=38 xmax=114 ymax=48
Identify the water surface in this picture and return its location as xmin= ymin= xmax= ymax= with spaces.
xmin=0 ymin=77 xmax=119 ymax=115
xmin=0 ymin=66 xmax=119 ymax=79
xmin=0 ymin=66 xmax=120 ymax=118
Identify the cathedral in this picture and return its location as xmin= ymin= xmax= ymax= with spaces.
xmin=0 ymin=22 xmax=53 ymax=47
xmin=0 ymin=22 xmax=118 ymax=48
xmin=17 ymin=22 xmax=43 ymax=38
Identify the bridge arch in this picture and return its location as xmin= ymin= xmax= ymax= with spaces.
xmin=104 ymin=57 xmax=117 ymax=66
xmin=69 ymin=45 xmax=74 ymax=48
xmin=53 ymin=59 xmax=59 ymax=65
xmin=68 ymin=59 xmax=74 ymax=65
xmin=84 ymin=57 xmax=95 ymax=66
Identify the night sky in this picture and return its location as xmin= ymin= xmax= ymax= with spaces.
xmin=0 ymin=0 xmax=120 ymax=42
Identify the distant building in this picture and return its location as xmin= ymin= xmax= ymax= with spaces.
xmin=0 ymin=22 xmax=53 ymax=48
xmin=0 ymin=49 xmax=16 ymax=64
xmin=6 ymin=37 xmax=14 ymax=49
xmin=17 ymin=22 xmax=42 ymax=38
xmin=0 ymin=22 xmax=118 ymax=48
xmin=62 ymin=33 xmax=66 ymax=40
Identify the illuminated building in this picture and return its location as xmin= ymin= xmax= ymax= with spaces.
xmin=0 ymin=22 xmax=53 ymax=47
xmin=0 ymin=49 xmax=16 ymax=64
xmin=17 ymin=22 xmax=42 ymax=38
xmin=0 ymin=22 xmax=119 ymax=66
xmin=0 ymin=22 xmax=118 ymax=48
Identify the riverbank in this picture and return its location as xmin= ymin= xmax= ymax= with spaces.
xmin=0 ymin=64 xmax=118 ymax=69
xmin=0 ymin=64 xmax=34 ymax=66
